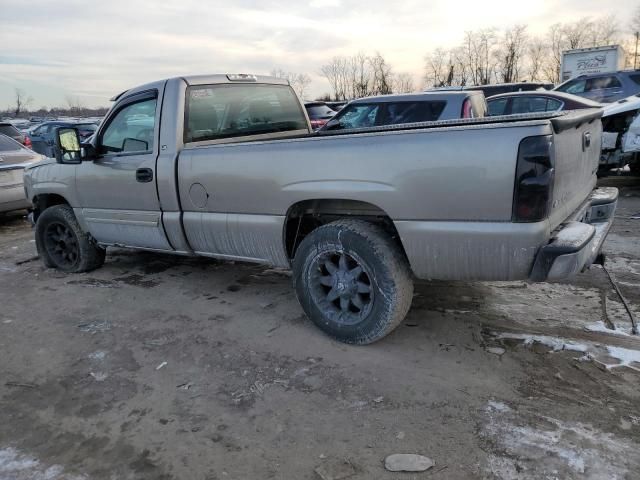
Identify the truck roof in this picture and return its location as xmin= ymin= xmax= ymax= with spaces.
xmin=111 ymin=74 xmax=289 ymax=101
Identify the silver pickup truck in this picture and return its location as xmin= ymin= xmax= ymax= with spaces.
xmin=24 ymin=74 xmax=618 ymax=344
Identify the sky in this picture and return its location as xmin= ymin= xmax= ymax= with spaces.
xmin=0 ymin=0 xmax=638 ymax=108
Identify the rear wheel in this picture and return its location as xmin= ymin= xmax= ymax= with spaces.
xmin=36 ymin=205 xmax=105 ymax=272
xmin=293 ymin=219 xmax=413 ymax=344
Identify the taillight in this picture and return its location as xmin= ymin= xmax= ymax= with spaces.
xmin=310 ymin=119 xmax=327 ymax=130
xmin=512 ymin=135 xmax=554 ymax=222
xmin=23 ymin=136 xmax=32 ymax=148
xmin=461 ymin=98 xmax=473 ymax=118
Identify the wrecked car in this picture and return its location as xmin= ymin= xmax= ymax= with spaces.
xmin=599 ymin=94 xmax=640 ymax=175
xmin=23 ymin=74 xmax=617 ymax=344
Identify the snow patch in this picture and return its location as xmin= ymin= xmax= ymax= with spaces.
xmin=482 ymin=402 xmax=640 ymax=479
xmin=495 ymin=332 xmax=589 ymax=352
xmin=606 ymin=346 xmax=640 ymax=372
xmin=585 ymin=322 xmax=634 ymax=337
xmin=0 ymin=448 xmax=86 ymax=480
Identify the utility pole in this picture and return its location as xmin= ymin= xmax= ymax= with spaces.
xmin=635 ymin=32 xmax=639 ymax=70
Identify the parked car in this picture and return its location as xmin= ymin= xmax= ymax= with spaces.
xmin=598 ymin=94 xmax=640 ymax=175
xmin=0 ymin=122 xmax=32 ymax=149
xmin=553 ymin=70 xmax=640 ymax=103
xmin=24 ymin=73 xmax=615 ymax=345
xmin=304 ymin=102 xmax=337 ymax=130
xmin=487 ymin=91 xmax=602 ymax=116
xmin=428 ymin=82 xmax=553 ymax=97
xmin=320 ymin=91 xmax=486 ymax=131
xmin=28 ymin=121 xmax=98 ymax=157
xmin=0 ymin=134 xmax=43 ymax=213
xmin=325 ymin=101 xmax=347 ymax=111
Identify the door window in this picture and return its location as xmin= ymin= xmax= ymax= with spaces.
xmin=381 ymin=101 xmax=446 ymax=125
xmin=100 ymin=98 xmax=157 ymax=154
xmin=487 ymin=98 xmax=509 ymax=115
xmin=558 ymin=79 xmax=586 ymax=94
xmin=586 ymin=76 xmax=621 ymax=91
xmin=511 ymin=96 xmax=563 ymax=113
xmin=330 ymin=104 xmax=380 ymax=130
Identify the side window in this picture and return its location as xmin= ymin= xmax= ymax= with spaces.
xmin=558 ymin=79 xmax=586 ymax=94
xmin=331 ymin=104 xmax=380 ymax=129
xmin=100 ymin=98 xmax=157 ymax=154
xmin=630 ymin=74 xmax=640 ymax=86
xmin=545 ymin=98 xmax=563 ymax=111
xmin=382 ymin=101 xmax=446 ymax=125
xmin=587 ymin=76 xmax=622 ymax=91
xmin=487 ymin=98 xmax=508 ymax=116
xmin=185 ymin=84 xmax=307 ymax=143
xmin=511 ymin=96 xmax=549 ymax=114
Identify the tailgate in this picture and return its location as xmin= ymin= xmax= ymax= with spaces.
xmin=547 ymin=109 xmax=602 ymax=230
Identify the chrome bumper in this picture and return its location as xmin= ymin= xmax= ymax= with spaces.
xmin=530 ymin=187 xmax=618 ymax=281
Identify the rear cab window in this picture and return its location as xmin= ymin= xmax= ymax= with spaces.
xmin=185 ymin=84 xmax=308 ymax=144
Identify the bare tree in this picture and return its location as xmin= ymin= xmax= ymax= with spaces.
xmin=462 ymin=28 xmax=498 ymax=85
xmin=369 ymin=52 xmax=394 ymax=95
xmin=526 ymin=38 xmax=547 ymax=82
xmin=349 ymin=52 xmax=372 ymax=98
xmin=590 ymin=14 xmax=619 ymax=45
xmin=424 ymin=48 xmax=448 ymax=87
xmin=496 ymin=25 xmax=527 ymax=83
xmin=13 ymin=88 xmax=33 ymax=117
xmin=271 ymin=69 xmax=312 ymax=99
xmin=394 ymin=73 xmax=414 ymax=93
xmin=320 ymin=56 xmax=351 ymax=100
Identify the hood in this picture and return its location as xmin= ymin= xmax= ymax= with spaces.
xmin=602 ymin=95 xmax=640 ymax=117
xmin=24 ymin=156 xmax=56 ymax=171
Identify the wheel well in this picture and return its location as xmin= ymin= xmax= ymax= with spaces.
xmin=284 ymin=199 xmax=407 ymax=260
xmin=32 ymin=194 xmax=69 ymax=221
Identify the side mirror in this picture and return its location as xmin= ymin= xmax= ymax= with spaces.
xmin=54 ymin=127 xmax=82 ymax=164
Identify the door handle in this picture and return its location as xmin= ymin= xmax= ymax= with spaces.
xmin=136 ymin=168 xmax=154 ymax=183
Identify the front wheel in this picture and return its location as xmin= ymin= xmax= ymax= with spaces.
xmin=35 ymin=204 xmax=105 ymax=272
xmin=293 ymin=219 xmax=414 ymax=345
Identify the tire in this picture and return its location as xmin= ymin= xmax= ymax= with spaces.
xmin=293 ymin=219 xmax=414 ymax=345
xmin=35 ymin=204 xmax=105 ymax=272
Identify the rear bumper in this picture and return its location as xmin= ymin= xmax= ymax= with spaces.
xmin=529 ymin=187 xmax=618 ymax=281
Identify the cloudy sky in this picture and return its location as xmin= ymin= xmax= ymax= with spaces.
xmin=0 ymin=0 xmax=637 ymax=108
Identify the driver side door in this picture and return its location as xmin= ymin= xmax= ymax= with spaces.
xmin=75 ymin=89 xmax=171 ymax=250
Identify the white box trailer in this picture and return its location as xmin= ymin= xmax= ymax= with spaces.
xmin=561 ymin=45 xmax=626 ymax=81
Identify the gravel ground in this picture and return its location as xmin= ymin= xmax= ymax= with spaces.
xmin=1 ymin=177 xmax=639 ymax=480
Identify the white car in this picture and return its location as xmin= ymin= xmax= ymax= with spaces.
xmin=600 ymin=95 xmax=640 ymax=175
xmin=0 ymin=134 xmax=43 ymax=213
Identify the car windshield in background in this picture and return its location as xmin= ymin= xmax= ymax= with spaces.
xmin=328 ymin=101 xmax=446 ymax=130
xmin=0 ymin=134 xmax=23 ymax=152
xmin=306 ymin=105 xmax=335 ymax=118
xmin=185 ymin=84 xmax=308 ymax=143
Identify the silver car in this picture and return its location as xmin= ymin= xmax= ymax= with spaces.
xmin=320 ymin=91 xmax=487 ymax=131
xmin=0 ymin=134 xmax=42 ymax=213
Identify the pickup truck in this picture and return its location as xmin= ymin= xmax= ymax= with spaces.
xmin=24 ymin=74 xmax=618 ymax=344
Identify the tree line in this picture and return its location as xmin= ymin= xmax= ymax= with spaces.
xmin=316 ymin=12 xmax=640 ymax=101
xmin=2 ymin=88 xmax=108 ymax=119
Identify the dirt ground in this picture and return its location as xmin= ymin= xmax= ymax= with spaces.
xmin=1 ymin=177 xmax=640 ymax=480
